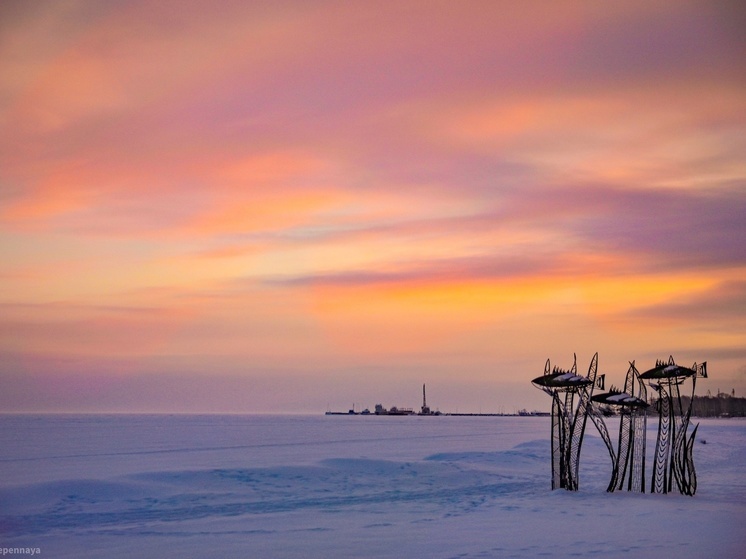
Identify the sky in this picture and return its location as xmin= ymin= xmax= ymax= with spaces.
xmin=1 ymin=0 xmax=745 ymax=413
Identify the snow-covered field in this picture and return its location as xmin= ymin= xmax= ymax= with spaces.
xmin=1 ymin=414 xmax=744 ymax=558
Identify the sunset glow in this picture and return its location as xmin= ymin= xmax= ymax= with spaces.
xmin=1 ymin=1 xmax=744 ymax=412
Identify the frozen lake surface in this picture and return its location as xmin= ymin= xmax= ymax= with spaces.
xmin=1 ymin=414 xmax=744 ymax=558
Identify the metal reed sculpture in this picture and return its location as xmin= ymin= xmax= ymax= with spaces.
xmin=531 ymin=353 xmax=608 ymax=490
xmin=591 ymin=362 xmax=649 ymax=492
xmin=639 ymin=356 xmax=707 ymax=496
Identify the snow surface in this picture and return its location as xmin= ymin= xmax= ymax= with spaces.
xmin=1 ymin=414 xmax=744 ymax=558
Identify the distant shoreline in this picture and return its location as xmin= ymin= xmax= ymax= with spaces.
xmin=324 ymin=411 xmax=550 ymax=417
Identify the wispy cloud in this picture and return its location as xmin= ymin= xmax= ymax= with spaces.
xmin=625 ymin=280 xmax=746 ymax=323
xmin=262 ymin=252 xmax=564 ymax=288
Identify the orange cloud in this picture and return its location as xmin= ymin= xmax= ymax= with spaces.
xmin=218 ymin=151 xmax=332 ymax=184
xmin=1 ymin=160 xmax=97 ymax=223
xmin=188 ymin=193 xmax=335 ymax=235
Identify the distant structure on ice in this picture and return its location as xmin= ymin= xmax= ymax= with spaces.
xmin=325 ymin=384 xmax=507 ymax=416
xmin=373 ymin=385 xmax=440 ymax=415
xmin=374 ymin=403 xmax=415 ymax=415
